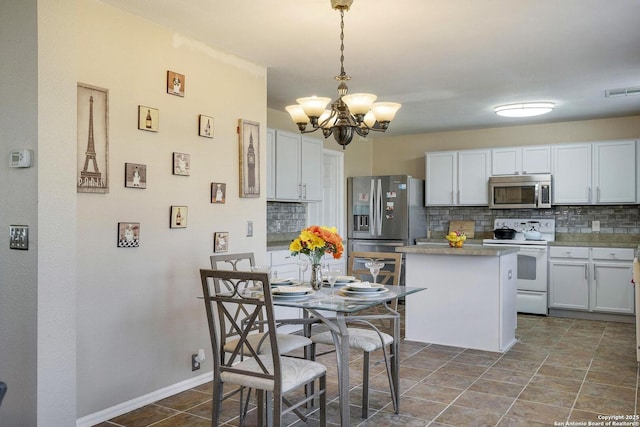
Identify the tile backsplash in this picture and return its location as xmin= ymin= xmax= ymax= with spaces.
xmin=267 ymin=202 xmax=306 ymax=242
xmin=427 ymin=205 xmax=640 ymax=235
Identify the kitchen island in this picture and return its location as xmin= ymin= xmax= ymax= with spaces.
xmin=397 ymin=244 xmax=519 ymax=352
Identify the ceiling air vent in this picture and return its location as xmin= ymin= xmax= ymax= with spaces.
xmin=605 ymin=86 xmax=640 ymax=97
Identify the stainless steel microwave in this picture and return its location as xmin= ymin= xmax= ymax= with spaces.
xmin=489 ymin=174 xmax=552 ymax=209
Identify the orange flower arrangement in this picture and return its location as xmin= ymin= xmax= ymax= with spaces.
xmin=289 ymin=225 xmax=344 ymax=264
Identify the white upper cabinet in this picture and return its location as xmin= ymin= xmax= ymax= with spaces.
xmin=270 ymin=129 xmax=323 ymax=202
xmin=491 ymin=145 xmax=551 ymax=175
xmin=552 ymin=143 xmax=592 ymax=204
xmin=266 ymin=128 xmax=276 ymax=200
xmin=592 ymin=140 xmax=636 ymax=204
xmin=425 ymin=149 xmax=490 ymax=206
xmin=553 ymin=140 xmax=636 ymax=205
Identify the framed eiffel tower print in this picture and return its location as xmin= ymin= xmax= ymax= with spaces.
xmin=77 ymin=83 xmax=109 ymax=193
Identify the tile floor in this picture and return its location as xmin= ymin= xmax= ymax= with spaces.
xmin=93 ymin=313 xmax=639 ymax=426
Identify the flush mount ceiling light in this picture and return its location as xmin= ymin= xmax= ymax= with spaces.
xmin=494 ymin=102 xmax=555 ymax=118
xmin=286 ymin=0 xmax=401 ymax=149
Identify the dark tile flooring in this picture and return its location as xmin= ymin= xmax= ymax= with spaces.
xmin=93 ymin=314 xmax=638 ymax=426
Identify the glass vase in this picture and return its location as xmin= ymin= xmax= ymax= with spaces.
xmin=309 ymin=263 xmax=323 ymax=290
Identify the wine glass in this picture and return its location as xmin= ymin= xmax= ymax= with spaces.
xmin=322 ymin=267 xmax=341 ymax=300
xmin=364 ymin=259 xmax=385 ymax=284
xmin=298 ymin=259 xmax=310 ymax=284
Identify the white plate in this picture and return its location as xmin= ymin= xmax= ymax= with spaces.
xmin=271 ymin=278 xmax=296 ymax=286
xmin=344 ymin=283 xmax=386 ymax=293
xmin=272 ymin=286 xmax=311 ymax=296
xmin=272 ymin=291 xmax=315 ymax=300
xmin=340 ymin=287 xmax=389 ymax=297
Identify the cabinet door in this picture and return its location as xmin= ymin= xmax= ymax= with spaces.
xmin=300 ymin=136 xmax=324 ymax=201
xmin=552 ymin=144 xmax=592 ymax=204
xmin=593 ymin=140 xmax=636 ymax=204
xmin=458 ymin=149 xmax=490 ymax=205
xmin=592 ymin=262 xmax=634 ymax=314
xmin=521 ymin=145 xmax=551 ymax=174
xmin=491 ymin=147 xmax=521 ymax=175
xmin=549 ymin=260 xmax=589 ymax=310
xmin=425 ymin=151 xmax=456 ymax=205
xmin=266 ymin=128 xmax=276 ymax=200
xmin=274 ymin=130 xmax=301 ymax=200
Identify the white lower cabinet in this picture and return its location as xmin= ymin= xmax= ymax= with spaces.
xmin=549 ymin=246 xmax=635 ymax=315
xmin=591 ymin=248 xmax=635 ymax=314
xmin=269 ymin=249 xmax=302 ymax=333
xmin=549 ymin=247 xmax=589 ymax=310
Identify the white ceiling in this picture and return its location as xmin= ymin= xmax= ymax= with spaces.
xmin=100 ymin=0 xmax=640 ymax=137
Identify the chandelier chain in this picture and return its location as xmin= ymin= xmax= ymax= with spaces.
xmin=339 ymin=9 xmax=345 ymax=79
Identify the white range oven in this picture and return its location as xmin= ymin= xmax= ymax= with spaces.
xmin=483 ymin=218 xmax=555 ymax=315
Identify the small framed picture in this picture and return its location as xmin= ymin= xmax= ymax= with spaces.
xmin=138 ymin=106 xmax=159 ymax=132
xmin=170 ymin=206 xmax=188 ymax=228
xmin=238 ymin=119 xmax=260 ymax=198
xmin=167 ymin=70 xmax=185 ymax=97
xmin=173 ymin=152 xmax=190 ymax=176
xmin=124 ymin=163 xmax=147 ymax=189
xmin=214 ymin=232 xmax=229 ymax=253
xmin=211 ymin=182 xmax=226 ymax=204
xmin=199 ymin=115 xmax=214 ymax=138
xmin=117 ymin=222 xmax=140 ymax=247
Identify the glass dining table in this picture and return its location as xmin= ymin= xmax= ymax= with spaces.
xmin=273 ymin=285 xmax=426 ymax=427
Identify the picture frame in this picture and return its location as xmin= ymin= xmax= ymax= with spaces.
xmin=117 ymin=222 xmax=140 ymax=247
xmin=214 ymin=232 xmax=229 ymax=253
xmin=170 ymin=206 xmax=188 ymax=229
xmin=211 ymin=182 xmax=227 ymax=204
xmin=172 ymin=152 xmax=190 ymax=176
xmin=238 ymin=119 xmax=260 ymax=198
xmin=138 ymin=106 xmax=159 ymax=132
xmin=199 ymin=115 xmax=214 ymax=138
xmin=77 ymin=83 xmax=109 ymax=193
xmin=167 ymin=70 xmax=185 ymax=97
xmin=124 ymin=163 xmax=147 ymax=189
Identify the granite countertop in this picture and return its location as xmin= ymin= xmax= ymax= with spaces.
xmin=267 ymin=241 xmax=292 ymax=251
xmin=397 ymin=244 xmax=518 ymax=257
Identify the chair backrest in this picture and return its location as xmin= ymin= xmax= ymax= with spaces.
xmin=210 ymin=252 xmax=255 ymax=272
xmin=200 ymin=269 xmax=280 ymax=385
xmin=348 ymin=251 xmax=402 ymax=286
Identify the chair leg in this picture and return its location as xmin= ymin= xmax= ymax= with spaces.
xmin=362 ymin=351 xmax=370 ymax=419
xmin=211 ymin=379 xmax=224 ymax=427
xmin=319 ymin=374 xmax=327 ymax=427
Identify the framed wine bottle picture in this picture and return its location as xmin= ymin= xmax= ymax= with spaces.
xmin=138 ymin=106 xmax=159 ymax=132
xmin=170 ymin=206 xmax=188 ymax=229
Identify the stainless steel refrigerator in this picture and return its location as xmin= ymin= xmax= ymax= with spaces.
xmin=347 ymin=175 xmax=428 ymax=284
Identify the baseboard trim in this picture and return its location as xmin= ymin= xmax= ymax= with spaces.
xmin=75 ymin=371 xmax=213 ymax=427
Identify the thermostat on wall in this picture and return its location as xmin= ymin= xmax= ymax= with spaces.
xmin=9 ymin=149 xmax=32 ymax=168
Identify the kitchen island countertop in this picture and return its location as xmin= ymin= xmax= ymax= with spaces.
xmin=397 ymin=243 xmax=518 ymax=257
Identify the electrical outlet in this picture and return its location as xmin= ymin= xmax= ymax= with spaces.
xmin=592 ymin=220 xmax=600 ymax=232
xmin=9 ymin=225 xmax=28 ymax=250
xmin=191 ymin=354 xmax=201 ymax=371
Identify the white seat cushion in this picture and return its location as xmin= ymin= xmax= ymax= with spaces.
xmin=224 ymin=333 xmax=311 ymax=355
xmin=221 ymin=355 xmax=326 ymax=393
xmin=311 ymin=328 xmax=393 ymax=353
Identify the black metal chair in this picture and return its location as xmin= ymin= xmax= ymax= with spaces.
xmin=200 ymin=269 xmax=327 ymax=426
xmin=310 ymin=251 xmax=402 ymax=419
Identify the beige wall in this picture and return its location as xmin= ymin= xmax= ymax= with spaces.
xmin=75 ymin=0 xmax=267 ymax=421
xmin=372 ymin=115 xmax=640 ymax=179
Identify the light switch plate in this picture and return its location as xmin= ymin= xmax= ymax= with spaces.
xmin=592 ymin=220 xmax=600 ymax=232
xmin=246 ymin=221 xmax=253 ymax=237
xmin=9 ymin=225 xmax=29 ymax=250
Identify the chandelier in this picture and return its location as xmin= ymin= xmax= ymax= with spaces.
xmin=286 ymin=0 xmax=401 ymax=149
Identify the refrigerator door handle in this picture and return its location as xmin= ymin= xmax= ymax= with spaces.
xmin=376 ymin=179 xmax=383 ymax=235
xmin=369 ymin=179 xmax=376 ymax=237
